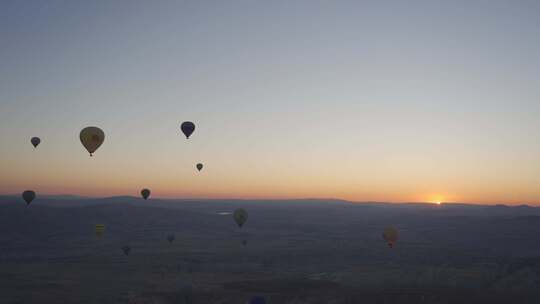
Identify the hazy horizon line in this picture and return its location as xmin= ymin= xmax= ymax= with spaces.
xmin=1 ymin=193 xmax=537 ymax=208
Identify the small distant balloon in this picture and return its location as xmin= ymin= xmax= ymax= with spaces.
xmin=95 ymin=224 xmax=105 ymax=238
xmin=31 ymin=137 xmax=41 ymax=148
xmin=382 ymin=227 xmax=399 ymax=248
xmin=167 ymin=234 xmax=175 ymax=244
xmin=141 ymin=189 xmax=151 ymax=200
xmin=248 ymin=296 xmax=266 ymax=304
xmin=196 ymin=163 xmax=203 ymax=172
xmin=234 ymin=208 xmax=248 ymax=228
xmin=80 ymin=127 xmax=105 ymax=156
xmin=22 ymin=190 xmax=36 ymax=205
xmin=122 ymin=245 xmax=131 ymax=256
xmin=242 ymin=239 xmax=248 ymax=246
xmin=181 ymin=121 xmax=195 ymax=139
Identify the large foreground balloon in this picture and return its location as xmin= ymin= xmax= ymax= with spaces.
xmin=181 ymin=121 xmax=195 ymax=139
xmin=247 ymin=296 xmax=266 ymax=304
xmin=22 ymin=190 xmax=36 ymax=205
xmin=234 ymin=208 xmax=248 ymax=228
xmin=80 ymin=127 xmax=105 ymax=156
xmin=141 ymin=188 xmax=151 ymax=200
xmin=95 ymin=224 xmax=105 ymax=238
xmin=382 ymin=227 xmax=399 ymax=248
xmin=122 ymin=245 xmax=131 ymax=256
xmin=31 ymin=137 xmax=41 ymax=148
xmin=196 ymin=163 xmax=203 ymax=172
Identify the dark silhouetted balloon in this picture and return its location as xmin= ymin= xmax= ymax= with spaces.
xmin=242 ymin=239 xmax=248 ymax=246
xmin=22 ymin=190 xmax=36 ymax=205
xmin=31 ymin=137 xmax=41 ymax=148
xmin=167 ymin=234 xmax=175 ymax=244
xmin=383 ymin=227 xmax=399 ymax=248
xmin=141 ymin=188 xmax=151 ymax=200
xmin=80 ymin=127 xmax=105 ymax=156
xmin=95 ymin=224 xmax=105 ymax=238
xmin=181 ymin=121 xmax=195 ymax=139
xmin=196 ymin=163 xmax=203 ymax=172
xmin=234 ymin=208 xmax=248 ymax=228
xmin=122 ymin=245 xmax=131 ymax=256
xmin=248 ymin=296 xmax=266 ymax=304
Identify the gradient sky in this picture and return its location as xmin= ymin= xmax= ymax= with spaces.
xmin=1 ymin=1 xmax=540 ymax=204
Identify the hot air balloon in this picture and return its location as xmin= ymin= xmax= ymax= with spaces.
xmin=196 ymin=163 xmax=203 ymax=172
xmin=80 ymin=126 xmax=105 ymax=156
xmin=122 ymin=245 xmax=131 ymax=256
xmin=242 ymin=239 xmax=248 ymax=246
xmin=141 ymin=189 xmax=151 ymax=200
xmin=234 ymin=208 xmax=248 ymax=228
xmin=181 ymin=121 xmax=195 ymax=139
xmin=167 ymin=234 xmax=175 ymax=244
xmin=382 ymin=227 xmax=399 ymax=248
xmin=248 ymin=296 xmax=266 ymax=304
xmin=22 ymin=190 xmax=36 ymax=205
xmin=95 ymin=224 xmax=105 ymax=238
xmin=31 ymin=137 xmax=41 ymax=148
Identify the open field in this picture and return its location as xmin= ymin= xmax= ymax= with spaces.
xmin=1 ymin=196 xmax=540 ymax=303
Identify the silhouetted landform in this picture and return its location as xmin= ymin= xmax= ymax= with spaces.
xmin=1 ymin=196 xmax=540 ymax=303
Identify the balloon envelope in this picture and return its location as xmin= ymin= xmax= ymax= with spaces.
xmin=167 ymin=234 xmax=175 ymax=243
xmin=383 ymin=227 xmax=399 ymax=248
xmin=234 ymin=208 xmax=248 ymax=228
xmin=22 ymin=190 xmax=36 ymax=205
xmin=31 ymin=137 xmax=41 ymax=148
xmin=196 ymin=163 xmax=203 ymax=171
xmin=141 ymin=189 xmax=151 ymax=200
xmin=95 ymin=224 xmax=105 ymax=238
xmin=181 ymin=121 xmax=195 ymax=139
xmin=80 ymin=127 xmax=105 ymax=156
xmin=122 ymin=245 xmax=131 ymax=256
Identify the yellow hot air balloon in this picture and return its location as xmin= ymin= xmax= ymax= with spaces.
xmin=80 ymin=127 xmax=105 ymax=156
xmin=382 ymin=226 xmax=399 ymax=248
xmin=95 ymin=224 xmax=105 ymax=238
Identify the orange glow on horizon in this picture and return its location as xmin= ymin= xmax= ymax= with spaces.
xmin=2 ymin=180 xmax=539 ymax=206
xmin=1 ymin=148 xmax=539 ymax=206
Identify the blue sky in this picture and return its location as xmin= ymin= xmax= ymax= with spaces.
xmin=1 ymin=1 xmax=540 ymax=204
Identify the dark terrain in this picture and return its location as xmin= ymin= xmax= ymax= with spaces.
xmin=1 ymin=196 xmax=540 ymax=303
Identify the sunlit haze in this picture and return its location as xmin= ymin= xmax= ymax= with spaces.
xmin=1 ymin=1 xmax=540 ymax=204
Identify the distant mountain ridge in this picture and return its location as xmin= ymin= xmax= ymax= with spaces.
xmin=1 ymin=195 xmax=539 ymax=218
xmin=0 ymin=194 xmax=536 ymax=207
